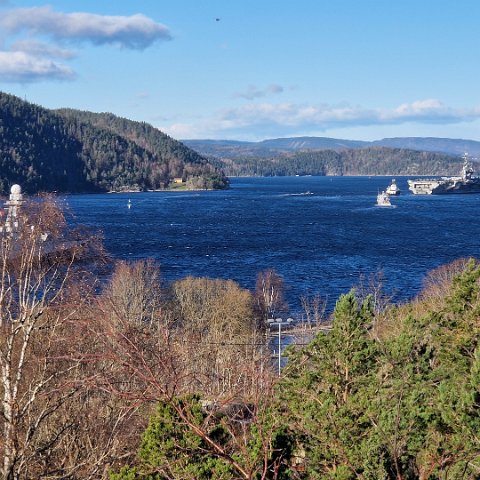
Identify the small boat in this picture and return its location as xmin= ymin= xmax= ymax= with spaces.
xmin=386 ymin=179 xmax=400 ymax=195
xmin=128 ymin=199 xmax=132 ymax=209
xmin=376 ymin=191 xmax=391 ymax=207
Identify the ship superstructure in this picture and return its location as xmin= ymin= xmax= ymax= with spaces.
xmin=376 ymin=191 xmax=391 ymax=207
xmin=408 ymin=153 xmax=480 ymax=194
xmin=386 ymin=179 xmax=400 ymax=195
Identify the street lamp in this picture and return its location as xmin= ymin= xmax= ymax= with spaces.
xmin=267 ymin=317 xmax=294 ymax=375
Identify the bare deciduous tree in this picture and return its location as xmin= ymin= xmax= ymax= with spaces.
xmin=0 ymin=195 xmax=99 ymax=479
xmin=300 ymin=293 xmax=326 ymax=328
xmin=69 ymin=260 xmax=292 ymax=479
xmin=255 ymin=269 xmax=288 ymax=321
xmin=170 ymin=276 xmax=268 ymax=398
xmin=99 ymin=259 xmax=163 ymax=327
xmin=91 ymin=269 xmax=274 ymax=403
xmin=420 ymin=257 xmax=475 ymax=305
xmin=0 ymin=195 xmax=137 ymax=480
xmin=355 ymin=270 xmax=394 ymax=314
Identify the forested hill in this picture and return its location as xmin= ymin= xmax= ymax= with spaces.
xmin=183 ymin=136 xmax=480 ymax=157
xmin=0 ymin=92 xmax=228 ymax=194
xmin=209 ymin=147 xmax=462 ymax=177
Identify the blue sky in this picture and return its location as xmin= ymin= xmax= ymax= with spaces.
xmin=1 ymin=0 xmax=480 ymax=142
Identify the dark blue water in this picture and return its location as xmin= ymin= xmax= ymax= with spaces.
xmin=64 ymin=176 xmax=480 ymax=313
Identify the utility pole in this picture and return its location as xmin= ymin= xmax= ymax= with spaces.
xmin=267 ymin=317 xmax=293 ymax=376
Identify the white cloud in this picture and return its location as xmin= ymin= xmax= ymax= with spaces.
xmin=0 ymin=6 xmax=171 ymax=83
xmin=164 ymin=100 xmax=480 ymax=139
xmin=219 ymin=100 xmax=480 ymax=130
xmin=0 ymin=6 xmax=172 ymax=49
xmin=0 ymin=51 xmax=75 ymax=82
xmin=167 ymin=123 xmax=203 ymax=139
xmin=234 ymin=84 xmax=284 ymax=100
xmin=386 ymin=99 xmax=480 ymax=123
xmin=10 ymin=39 xmax=76 ymax=59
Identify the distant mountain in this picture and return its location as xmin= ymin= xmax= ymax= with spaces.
xmin=182 ymin=139 xmax=276 ymax=159
xmin=183 ymin=137 xmax=368 ymax=158
xmin=182 ymin=135 xmax=480 ymax=177
xmin=257 ymin=136 xmax=368 ymax=150
xmin=372 ymin=137 xmax=480 ymax=157
xmin=0 ymin=92 xmax=228 ymax=194
xmin=183 ymin=136 xmax=480 ymax=158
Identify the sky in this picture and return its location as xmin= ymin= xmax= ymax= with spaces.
xmin=1 ymin=0 xmax=480 ymax=142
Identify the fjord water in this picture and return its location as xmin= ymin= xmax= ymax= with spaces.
xmin=65 ymin=176 xmax=480 ymax=313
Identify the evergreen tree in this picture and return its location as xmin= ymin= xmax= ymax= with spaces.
xmin=372 ymin=259 xmax=480 ymax=479
xmin=0 ymin=92 xmax=228 ymax=193
xmin=280 ymin=291 xmax=384 ymax=479
xmin=110 ymin=394 xmax=294 ymax=480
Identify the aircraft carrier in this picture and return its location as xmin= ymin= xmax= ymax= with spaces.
xmin=408 ymin=154 xmax=480 ymax=194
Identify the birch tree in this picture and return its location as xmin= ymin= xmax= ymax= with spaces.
xmin=0 ymin=195 xmax=102 ymax=479
xmin=255 ymin=270 xmax=288 ymax=321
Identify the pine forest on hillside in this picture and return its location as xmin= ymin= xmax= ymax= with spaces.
xmin=209 ymin=147 xmax=462 ymax=177
xmin=0 ymin=92 xmax=229 ymax=194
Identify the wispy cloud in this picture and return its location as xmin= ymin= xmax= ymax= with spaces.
xmin=220 ymin=99 xmax=480 ymax=129
xmin=0 ymin=6 xmax=172 ymax=49
xmin=0 ymin=51 xmax=75 ymax=82
xmin=10 ymin=39 xmax=76 ymax=59
xmin=166 ymin=99 xmax=480 ymax=139
xmin=234 ymin=84 xmax=284 ymax=100
xmin=387 ymin=99 xmax=468 ymax=123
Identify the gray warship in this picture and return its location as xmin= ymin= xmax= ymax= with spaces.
xmin=408 ymin=153 xmax=480 ymax=194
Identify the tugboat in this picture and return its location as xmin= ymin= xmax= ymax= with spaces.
xmin=408 ymin=153 xmax=480 ymax=194
xmin=376 ymin=191 xmax=391 ymax=207
xmin=386 ymin=179 xmax=400 ymax=195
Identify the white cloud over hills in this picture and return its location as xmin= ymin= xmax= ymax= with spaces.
xmin=167 ymin=99 xmax=480 ymax=139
